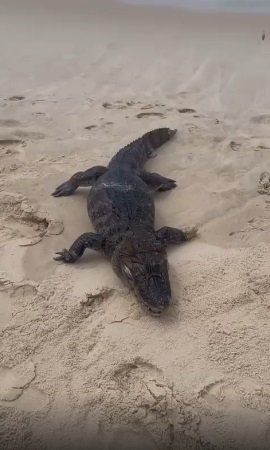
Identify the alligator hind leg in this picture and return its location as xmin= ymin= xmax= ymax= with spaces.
xmin=140 ymin=171 xmax=177 ymax=192
xmin=156 ymin=226 xmax=198 ymax=245
xmin=52 ymin=166 xmax=107 ymax=197
xmin=54 ymin=232 xmax=105 ymax=263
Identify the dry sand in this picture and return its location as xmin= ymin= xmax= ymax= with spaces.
xmin=1 ymin=1 xmax=270 ymax=449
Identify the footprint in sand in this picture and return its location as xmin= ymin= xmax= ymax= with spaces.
xmin=229 ymin=138 xmax=270 ymax=153
xmin=199 ymin=380 xmax=270 ymax=448
xmin=251 ymin=114 xmax=270 ymax=125
xmin=112 ymin=358 xmax=164 ymax=398
xmin=228 ymin=217 xmax=269 ymax=240
xmin=140 ymin=103 xmax=165 ymax=110
xmin=113 ymin=359 xmax=174 ymax=414
xmin=0 ymin=191 xmax=64 ymax=245
xmin=256 ymin=144 xmax=270 ymax=151
xmin=258 ymin=172 xmax=270 ymax=195
xmin=0 ymin=130 xmax=45 ymax=157
xmin=102 ymin=100 xmax=166 ymax=112
xmin=0 ymin=139 xmax=24 ymax=164
xmin=178 ymin=108 xmax=196 ymax=114
xmin=0 ymin=119 xmax=21 ymax=127
xmin=102 ymin=101 xmax=129 ymax=110
xmin=0 ymin=361 xmax=48 ymax=411
xmin=230 ymin=141 xmax=242 ymax=151
xmin=8 ymin=95 xmax=25 ymax=101
xmin=136 ymin=112 xmax=164 ymax=119
xmin=0 ymin=139 xmax=24 ymax=147
xmin=84 ymin=125 xmax=97 ymax=130
xmin=103 ymin=100 xmax=140 ymax=110
xmin=109 ymin=358 xmax=200 ymax=444
xmin=199 ymin=379 xmax=225 ymax=407
xmin=140 ymin=104 xmax=155 ymax=110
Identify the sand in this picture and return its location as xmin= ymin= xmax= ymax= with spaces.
xmin=0 ymin=1 xmax=270 ymax=449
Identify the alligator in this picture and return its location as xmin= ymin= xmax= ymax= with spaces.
xmin=52 ymin=127 xmax=197 ymax=315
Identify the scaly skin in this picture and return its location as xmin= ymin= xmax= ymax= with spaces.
xmin=52 ymin=128 xmax=197 ymax=315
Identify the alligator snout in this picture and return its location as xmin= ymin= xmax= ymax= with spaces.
xmin=147 ymin=299 xmax=171 ymax=316
xmin=136 ymin=271 xmax=171 ymax=315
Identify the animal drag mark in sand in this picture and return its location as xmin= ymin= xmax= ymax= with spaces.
xmin=52 ymin=128 xmax=197 ymax=315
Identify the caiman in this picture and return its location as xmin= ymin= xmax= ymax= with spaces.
xmin=52 ymin=128 xmax=197 ymax=315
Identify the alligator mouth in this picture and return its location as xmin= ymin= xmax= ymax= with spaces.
xmin=148 ymin=306 xmax=163 ymax=316
xmin=143 ymin=301 xmax=170 ymax=316
xmin=140 ymin=289 xmax=171 ymax=316
xmin=136 ymin=277 xmax=171 ymax=316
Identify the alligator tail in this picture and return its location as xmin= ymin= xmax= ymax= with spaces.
xmin=108 ymin=127 xmax=177 ymax=170
xmin=139 ymin=127 xmax=177 ymax=152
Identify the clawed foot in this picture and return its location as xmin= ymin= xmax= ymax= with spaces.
xmin=159 ymin=178 xmax=177 ymax=191
xmin=183 ymin=226 xmax=199 ymax=241
xmin=54 ymin=249 xmax=78 ymax=263
xmin=52 ymin=180 xmax=77 ymax=197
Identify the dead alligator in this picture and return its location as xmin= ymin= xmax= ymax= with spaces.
xmin=52 ymin=128 xmax=197 ymax=315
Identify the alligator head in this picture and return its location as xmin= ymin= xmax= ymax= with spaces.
xmin=112 ymin=233 xmax=171 ymax=315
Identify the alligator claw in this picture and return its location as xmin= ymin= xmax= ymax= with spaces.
xmin=54 ymin=249 xmax=77 ymax=263
xmin=52 ymin=181 xmax=76 ymax=197
xmin=184 ymin=226 xmax=199 ymax=241
xmin=159 ymin=179 xmax=177 ymax=191
xmin=54 ymin=256 xmax=64 ymax=262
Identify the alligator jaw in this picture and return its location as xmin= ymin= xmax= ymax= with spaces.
xmin=148 ymin=307 xmax=163 ymax=316
xmin=143 ymin=299 xmax=171 ymax=316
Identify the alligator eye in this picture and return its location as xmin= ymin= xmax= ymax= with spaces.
xmin=123 ymin=265 xmax=133 ymax=279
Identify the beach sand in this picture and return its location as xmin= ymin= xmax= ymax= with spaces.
xmin=0 ymin=1 xmax=270 ymax=449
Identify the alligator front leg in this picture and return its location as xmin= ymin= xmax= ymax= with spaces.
xmin=155 ymin=226 xmax=198 ymax=245
xmin=52 ymin=166 xmax=107 ymax=197
xmin=54 ymin=232 xmax=105 ymax=263
xmin=140 ymin=171 xmax=177 ymax=192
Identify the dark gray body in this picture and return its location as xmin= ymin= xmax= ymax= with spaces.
xmin=52 ymin=128 xmax=197 ymax=315
xmin=88 ymin=168 xmax=154 ymax=256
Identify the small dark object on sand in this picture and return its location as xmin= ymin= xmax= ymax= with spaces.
xmin=84 ymin=125 xmax=97 ymax=130
xmin=9 ymin=95 xmax=25 ymax=101
xmin=136 ymin=112 xmax=164 ymax=119
xmin=178 ymin=108 xmax=196 ymax=114
xmin=0 ymin=139 xmax=24 ymax=146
